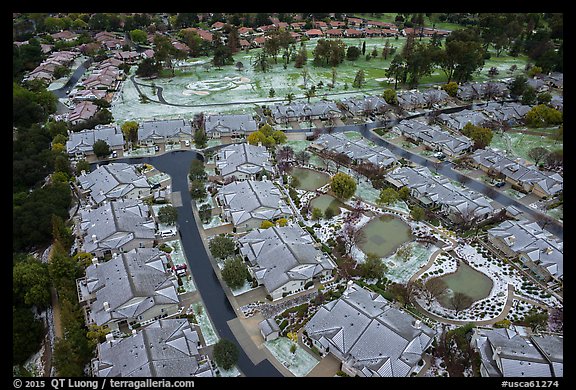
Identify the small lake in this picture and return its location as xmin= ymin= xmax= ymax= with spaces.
xmin=358 ymin=214 xmax=413 ymax=258
xmin=436 ymin=261 xmax=493 ymax=309
xmin=291 ymin=167 xmax=330 ymax=191
xmin=309 ymin=194 xmax=344 ymax=216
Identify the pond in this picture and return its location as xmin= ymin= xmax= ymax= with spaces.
xmin=435 ymin=261 xmax=493 ymax=309
xmin=309 ymin=194 xmax=344 ymax=216
xmin=291 ymin=167 xmax=330 ymax=191
xmin=358 ymin=214 xmax=413 ymax=258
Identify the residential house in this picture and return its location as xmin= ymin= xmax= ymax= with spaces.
xmin=339 ymin=95 xmax=390 ymax=117
xmin=472 ymin=327 xmax=563 ymax=377
xmin=329 ymin=21 xmax=346 ymax=29
xmin=470 ymin=148 xmax=563 ymax=198
xmin=311 ymin=132 xmax=397 ymax=168
xmin=78 ymin=199 xmax=156 ymax=258
xmin=70 ymin=89 xmax=108 ymax=102
xmin=347 ymin=17 xmax=364 ymax=28
xmin=437 ymin=109 xmax=490 ymax=131
xmin=313 ymin=21 xmax=328 ymax=30
xmin=204 ymin=114 xmax=258 ymax=139
xmin=305 ymin=282 xmax=436 ymax=377
xmin=51 ymin=30 xmax=78 ymax=41
xmin=393 ymin=119 xmax=473 ymax=156
xmin=92 ymin=318 xmax=213 ymax=377
xmin=344 ymin=28 xmax=363 ymax=38
xmin=68 ymin=101 xmax=98 ymax=125
xmin=397 ymin=89 xmax=451 ymax=111
xmin=77 ymin=248 xmax=179 ymax=332
xmin=238 ymin=225 xmax=335 ymax=300
xmin=215 ymin=143 xmax=274 ymax=181
xmin=238 ymin=26 xmax=254 ymax=37
xmin=457 ymin=81 xmax=509 ymax=101
xmin=259 ymin=318 xmax=280 ymax=341
xmin=77 ymin=162 xmax=151 ymax=205
xmin=271 ymin=101 xmax=343 ymax=124
xmin=304 ymin=29 xmax=324 ymax=38
xmin=138 ymin=119 xmax=193 ymax=148
xmin=325 ymin=29 xmax=343 ymax=38
xmin=181 ymin=28 xmax=213 ymax=43
xmin=66 ymin=125 xmax=125 ymax=160
xmin=487 ymin=219 xmax=563 ymax=282
xmin=112 ymin=50 xmax=141 ymax=64
xmin=387 ymin=166 xmax=495 ymax=223
xmin=216 ymin=180 xmax=292 ymax=232
xmin=81 ymin=73 xmax=119 ymax=91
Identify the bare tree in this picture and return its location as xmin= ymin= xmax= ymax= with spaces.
xmin=527 ymin=146 xmax=550 ymax=166
xmin=449 ymin=292 xmax=473 ymax=316
xmin=341 ymin=222 xmax=366 ymax=256
xmin=425 ymin=278 xmax=448 ymax=305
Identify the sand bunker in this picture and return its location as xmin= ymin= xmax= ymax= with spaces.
xmin=185 ymin=75 xmax=251 ymax=95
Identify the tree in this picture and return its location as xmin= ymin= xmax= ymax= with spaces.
xmin=92 ymin=139 xmax=111 ymax=158
xmin=13 ymin=256 xmax=51 ymax=308
xmin=527 ymin=147 xmax=550 ymax=165
xmin=377 ymin=187 xmax=399 ymax=206
xmin=383 ymin=89 xmax=399 ymax=105
xmin=544 ymin=149 xmax=563 ymax=170
xmin=136 ymin=57 xmax=162 ymax=78
xmin=340 ymin=221 xmax=365 ymax=256
xmin=346 ymin=45 xmax=361 ymax=61
xmin=410 ymin=205 xmax=425 ymax=221
xmin=221 ymin=256 xmax=250 ymax=290
xmin=189 ymin=180 xmax=207 ymax=200
xmin=424 ymin=278 xmax=447 ymax=305
xmin=311 ymin=207 xmax=323 ymax=221
xmin=449 ymin=292 xmax=473 ymax=316
xmin=194 ymin=127 xmax=208 ymax=149
xmin=331 ymin=172 xmax=356 ymax=201
xmin=352 ymin=69 xmax=365 ymax=88
xmin=441 ymin=81 xmax=459 ymax=97
xmin=522 ymin=309 xmax=549 ymax=332
xmin=294 ymin=150 xmax=311 ymax=166
xmin=439 ymin=27 xmax=486 ymax=83
xmin=462 ymin=123 xmax=493 ymax=149
xmin=521 ymin=85 xmax=537 ymax=105
xmin=359 ymin=253 xmax=387 ymax=279
xmin=198 ymin=203 xmax=212 ymax=223
xmin=260 ymin=220 xmax=274 ymax=229
xmin=121 ymin=121 xmax=139 ymax=145
xmin=129 ymin=29 xmax=147 ymax=44
xmin=277 ymin=145 xmax=294 ymax=163
xmin=313 ymin=38 xmax=346 ymax=67
xmin=252 ymin=51 xmax=270 ymax=72
xmin=13 ymin=306 xmax=45 ymax=365
xmin=398 ymin=186 xmax=411 ymax=201
xmin=158 ymin=205 xmax=178 ymax=225
xmin=304 ymin=86 xmax=316 ymax=103
xmin=524 ymin=105 xmax=563 ymax=128
xmin=213 ymin=339 xmax=239 ymax=370
xmin=189 ymin=159 xmax=207 ymax=181
xmin=75 ymin=159 xmax=90 ymax=175
xmin=209 ymin=235 xmax=236 ymax=260
xmin=508 ymin=75 xmax=527 ymax=98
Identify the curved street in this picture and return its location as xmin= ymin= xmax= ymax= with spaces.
xmin=120 ymin=151 xmax=282 ymax=377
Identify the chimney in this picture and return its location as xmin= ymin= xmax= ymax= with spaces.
xmin=132 ymin=329 xmax=137 ymax=336
xmin=493 ymin=346 xmax=502 ymax=361
xmin=92 ymin=257 xmax=98 ymax=267
xmin=103 ymin=301 xmax=110 ymax=312
xmin=105 ymin=333 xmax=114 ymax=343
xmin=413 ymin=319 xmax=422 ymax=329
xmin=92 ymin=234 xmax=98 ymax=243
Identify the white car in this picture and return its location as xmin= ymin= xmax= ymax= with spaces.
xmin=184 ymin=140 xmax=190 ymax=147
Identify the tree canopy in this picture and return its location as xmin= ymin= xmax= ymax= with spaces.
xmin=331 ymin=172 xmax=356 ymax=200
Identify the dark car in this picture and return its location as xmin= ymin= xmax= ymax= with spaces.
xmin=494 ymin=181 xmax=505 ymax=188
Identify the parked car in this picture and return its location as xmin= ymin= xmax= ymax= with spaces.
xmin=154 ymin=145 xmax=160 ymax=152
xmin=159 ymin=229 xmax=175 ymax=238
xmin=494 ymin=181 xmax=505 ymax=188
xmin=184 ymin=140 xmax=190 ymax=147
xmin=434 ymin=152 xmax=446 ymax=160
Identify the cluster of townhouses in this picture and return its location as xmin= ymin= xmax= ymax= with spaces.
xmin=71 ymin=161 xmax=215 ymax=377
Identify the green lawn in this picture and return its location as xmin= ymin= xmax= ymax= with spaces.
xmin=490 ymin=131 xmax=563 ymax=164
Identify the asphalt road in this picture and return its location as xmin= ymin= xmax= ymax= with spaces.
xmin=51 ymin=58 xmax=92 ymax=99
xmin=120 ymin=151 xmax=282 ymax=377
